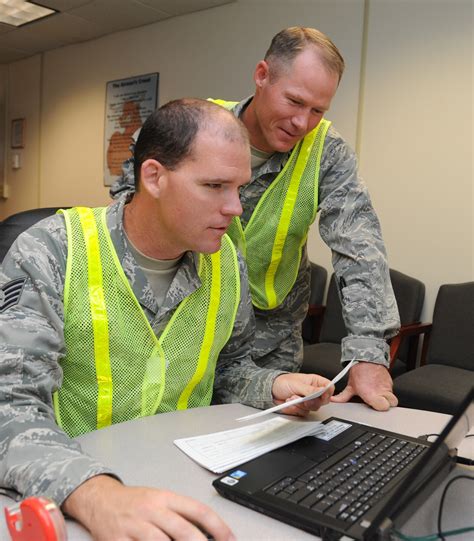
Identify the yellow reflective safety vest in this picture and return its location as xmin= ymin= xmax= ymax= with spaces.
xmin=210 ymin=98 xmax=330 ymax=310
xmin=53 ymin=207 xmax=240 ymax=437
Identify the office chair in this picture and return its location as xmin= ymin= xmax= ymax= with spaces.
xmin=301 ymin=269 xmax=426 ymax=391
xmin=0 ymin=207 xmax=63 ymax=262
xmin=394 ymin=282 xmax=474 ymax=414
xmin=302 ymin=262 xmax=328 ymax=345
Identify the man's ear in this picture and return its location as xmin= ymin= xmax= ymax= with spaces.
xmin=254 ymin=60 xmax=270 ymax=88
xmin=140 ymin=159 xmax=165 ymax=198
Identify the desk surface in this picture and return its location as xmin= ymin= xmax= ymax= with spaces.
xmin=1 ymin=402 xmax=473 ymax=540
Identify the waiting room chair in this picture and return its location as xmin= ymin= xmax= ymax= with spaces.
xmin=0 ymin=207 xmax=63 ymax=262
xmin=394 ymin=282 xmax=474 ymax=414
xmin=302 ymin=262 xmax=328 ymax=345
xmin=301 ymin=269 xmax=426 ymax=391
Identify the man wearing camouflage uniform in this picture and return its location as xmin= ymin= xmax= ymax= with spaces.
xmin=111 ymin=27 xmax=401 ymax=412
xmin=0 ymin=99 xmax=333 ymax=541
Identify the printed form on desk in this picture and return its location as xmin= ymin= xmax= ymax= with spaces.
xmin=174 ymin=417 xmax=349 ymax=473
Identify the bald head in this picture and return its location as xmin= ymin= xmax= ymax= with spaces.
xmin=134 ymin=98 xmax=249 ymax=188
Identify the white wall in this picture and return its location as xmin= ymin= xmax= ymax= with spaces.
xmin=358 ymin=0 xmax=473 ymax=319
xmin=1 ymin=0 xmax=472 ymax=323
xmin=1 ymin=56 xmax=42 ymax=215
xmin=31 ymin=0 xmax=364 ymax=210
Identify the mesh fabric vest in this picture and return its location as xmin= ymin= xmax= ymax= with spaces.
xmin=53 ymin=207 xmax=240 ymax=437
xmin=210 ymin=98 xmax=330 ymax=310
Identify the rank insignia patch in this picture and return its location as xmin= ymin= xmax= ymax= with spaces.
xmin=0 ymin=277 xmax=26 ymax=313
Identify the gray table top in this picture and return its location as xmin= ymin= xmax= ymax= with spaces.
xmin=1 ymin=402 xmax=473 ymax=540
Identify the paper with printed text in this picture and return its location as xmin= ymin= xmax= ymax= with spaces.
xmin=236 ymin=358 xmax=358 ymax=422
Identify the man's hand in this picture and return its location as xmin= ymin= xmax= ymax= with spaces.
xmin=63 ymin=475 xmax=235 ymax=541
xmin=272 ymin=373 xmax=333 ymax=416
xmin=331 ymin=362 xmax=398 ymax=411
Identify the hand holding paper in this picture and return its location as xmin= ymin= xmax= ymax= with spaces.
xmin=237 ymin=359 xmax=358 ymax=422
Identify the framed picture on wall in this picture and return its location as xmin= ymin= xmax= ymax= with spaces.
xmin=11 ymin=118 xmax=25 ymax=149
xmin=103 ymin=73 xmax=159 ymax=187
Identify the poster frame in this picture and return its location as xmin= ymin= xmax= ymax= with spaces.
xmin=103 ymin=73 xmax=159 ymax=187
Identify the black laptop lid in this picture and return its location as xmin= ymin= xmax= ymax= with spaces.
xmin=366 ymin=388 xmax=474 ymax=539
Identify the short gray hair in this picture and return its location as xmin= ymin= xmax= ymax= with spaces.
xmin=264 ymin=26 xmax=345 ymax=82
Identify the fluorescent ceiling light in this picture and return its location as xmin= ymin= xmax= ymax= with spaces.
xmin=0 ymin=0 xmax=56 ymax=27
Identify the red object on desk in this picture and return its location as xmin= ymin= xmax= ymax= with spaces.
xmin=4 ymin=496 xmax=67 ymax=541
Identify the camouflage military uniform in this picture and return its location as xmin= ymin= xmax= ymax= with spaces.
xmin=0 ymin=198 xmax=282 ymax=505
xmin=110 ymin=97 xmax=400 ymax=373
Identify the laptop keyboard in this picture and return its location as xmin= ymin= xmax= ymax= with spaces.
xmin=265 ymin=431 xmax=426 ymax=525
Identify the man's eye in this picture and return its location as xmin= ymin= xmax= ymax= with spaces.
xmin=206 ymin=184 xmax=222 ymax=189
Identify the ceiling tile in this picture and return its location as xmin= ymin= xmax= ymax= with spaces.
xmin=0 ymin=0 xmax=235 ymax=64
xmin=0 ymin=23 xmax=15 ymax=36
xmin=36 ymin=0 xmax=95 ymax=10
xmin=0 ymin=13 xmax=103 ymax=54
xmin=0 ymin=46 xmax=29 ymax=63
xmin=137 ymin=0 xmax=234 ymax=16
xmin=70 ymin=0 xmax=170 ymax=33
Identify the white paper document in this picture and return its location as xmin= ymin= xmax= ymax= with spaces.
xmin=174 ymin=417 xmax=327 ymax=474
xmin=236 ymin=358 xmax=358 ymax=422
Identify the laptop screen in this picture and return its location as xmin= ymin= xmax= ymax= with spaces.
xmin=366 ymin=388 xmax=474 ymax=538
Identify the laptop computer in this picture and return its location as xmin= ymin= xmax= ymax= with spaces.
xmin=213 ymin=388 xmax=474 ymax=541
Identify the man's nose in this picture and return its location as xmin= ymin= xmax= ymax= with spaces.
xmin=291 ymin=111 xmax=310 ymax=132
xmin=222 ymin=191 xmax=243 ymax=217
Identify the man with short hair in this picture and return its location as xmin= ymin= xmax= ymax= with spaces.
xmin=0 ymin=98 xmax=333 ymax=541
xmin=111 ymin=27 xmax=401 ymax=412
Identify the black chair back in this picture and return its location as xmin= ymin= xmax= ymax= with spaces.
xmin=319 ymin=274 xmax=346 ymax=344
xmin=319 ymin=269 xmax=425 ymax=365
xmin=427 ymin=282 xmax=474 ymax=370
xmin=308 ymin=262 xmax=327 ymax=305
xmin=302 ymin=262 xmax=328 ymax=344
xmin=389 ymin=269 xmax=425 ymax=364
xmin=0 ymin=207 xmax=63 ymax=262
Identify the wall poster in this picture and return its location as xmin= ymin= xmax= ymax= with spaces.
xmin=104 ymin=73 xmax=159 ymax=187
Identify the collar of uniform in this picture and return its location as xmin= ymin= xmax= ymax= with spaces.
xmin=232 ymin=96 xmax=290 ymax=180
xmin=106 ymin=199 xmax=202 ymax=319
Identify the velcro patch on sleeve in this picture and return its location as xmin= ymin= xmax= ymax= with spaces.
xmin=0 ymin=277 xmax=27 ymax=313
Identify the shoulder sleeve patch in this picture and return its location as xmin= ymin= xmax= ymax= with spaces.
xmin=0 ymin=277 xmax=27 ymax=313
